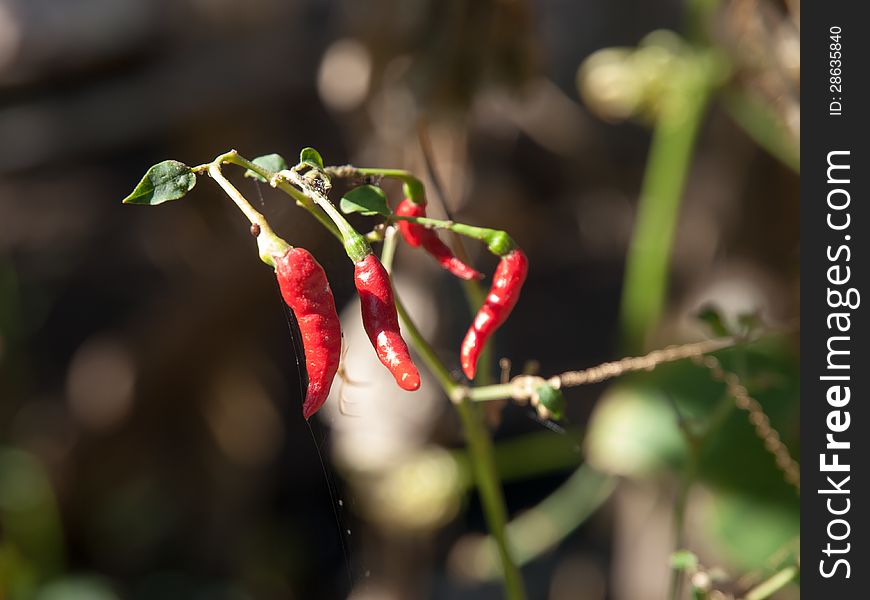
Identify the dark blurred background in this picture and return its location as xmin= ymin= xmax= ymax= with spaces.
xmin=0 ymin=1 xmax=799 ymax=599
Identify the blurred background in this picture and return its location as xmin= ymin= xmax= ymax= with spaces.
xmin=0 ymin=0 xmax=799 ymax=599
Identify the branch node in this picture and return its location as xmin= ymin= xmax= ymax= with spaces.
xmin=450 ymin=386 xmax=469 ymax=404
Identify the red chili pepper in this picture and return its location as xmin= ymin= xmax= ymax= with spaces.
xmin=395 ymin=199 xmax=483 ymax=281
xmin=275 ymin=247 xmax=342 ymax=418
xmin=354 ymin=254 xmax=421 ymax=391
xmin=460 ymin=248 xmax=529 ymax=380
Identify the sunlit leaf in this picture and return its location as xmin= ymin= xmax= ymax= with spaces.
xmin=299 ymin=147 xmax=324 ymax=170
xmin=122 ymin=160 xmax=196 ymax=205
xmin=244 ymin=153 xmax=288 ymax=182
xmin=340 ymin=185 xmax=391 ymax=217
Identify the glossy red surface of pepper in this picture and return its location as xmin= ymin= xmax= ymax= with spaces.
xmin=395 ymin=199 xmax=483 ymax=281
xmin=460 ymin=248 xmax=529 ymax=379
xmin=275 ymin=247 xmax=342 ymax=418
xmin=354 ymin=254 xmax=421 ymax=391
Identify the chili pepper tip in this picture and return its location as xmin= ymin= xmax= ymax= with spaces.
xmin=396 ymin=367 xmax=422 ymax=391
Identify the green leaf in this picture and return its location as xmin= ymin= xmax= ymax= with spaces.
xmin=670 ymin=550 xmax=699 ymax=572
xmin=535 ymin=384 xmax=566 ymax=421
xmin=244 ymin=153 xmax=288 ymax=182
xmin=707 ymin=492 xmax=798 ymax=570
xmin=584 ymin=384 xmax=685 ymax=477
xmin=340 ymin=185 xmax=391 ymax=217
xmin=299 ymin=147 xmax=324 ymax=170
xmin=696 ymin=304 xmax=730 ymax=338
xmin=122 ymin=160 xmax=196 ymax=205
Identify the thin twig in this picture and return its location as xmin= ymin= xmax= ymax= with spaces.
xmin=742 ymin=565 xmax=799 ymax=600
xmin=558 ymin=337 xmax=740 ymax=387
xmin=691 ymin=353 xmax=800 ymax=493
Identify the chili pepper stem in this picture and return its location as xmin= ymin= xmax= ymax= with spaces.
xmin=325 ymin=166 xmax=426 ymax=204
xmin=207 ymin=163 xmax=289 ymax=267
xmin=199 ymin=151 xmax=345 ymax=243
xmin=391 ymin=216 xmax=514 ymax=257
xmin=379 ymin=225 xmax=399 ymax=272
xmin=378 ymin=229 xmax=526 ymax=599
xmin=281 ymin=168 xmax=372 ymax=262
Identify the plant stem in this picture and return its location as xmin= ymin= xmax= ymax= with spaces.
xmin=669 ymin=437 xmax=700 ymax=600
xmin=467 ymin=383 xmax=515 ymax=402
xmin=395 ymin=309 xmax=528 ymax=600
xmin=454 ymin=400 xmax=527 ymax=599
xmin=619 ymin=70 xmax=713 ymax=352
xmin=207 ymin=163 xmax=270 ymax=232
xmin=283 ymin=168 xmax=371 ymax=262
xmin=452 ymin=247 xmax=523 ymax=598
xmin=379 ymin=225 xmax=399 ymax=272
xmin=391 ymin=215 xmax=509 ymax=254
xmin=477 ymin=428 xmax=586 ymax=484
xmin=223 ymin=148 xmax=524 ymax=598
xmin=325 ymin=166 xmax=425 ymax=203
xmin=221 ymin=151 xmax=344 ymax=242
xmin=207 ymin=163 xmax=289 ymax=266
xmin=455 ymin=465 xmax=616 ymax=581
xmin=743 ymin=565 xmax=798 ymax=600
xmin=393 ymin=296 xmax=458 ymax=396
xmin=380 ymin=212 xmax=525 ymax=599
xmin=348 ymin=167 xmax=416 ymax=180
xmin=379 ymin=227 xmax=458 ymax=396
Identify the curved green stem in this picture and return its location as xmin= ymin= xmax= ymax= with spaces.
xmin=743 ymin=565 xmax=798 ymax=600
xmin=453 ymin=247 xmax=523 ymax=599
xmin=207 ymin=163 xmax=289 ymax=267
xmin=453 ymin=400 xmax=527 ymax=599
xmin=379 ymin=227 xmax=460 ymax=396
xmin=619 ymin=68 xmax=713 ymax=352
xmin=282 ymin=168 xmax=371 ymax=262
xmin=325 ymin=166 xmax=426 ymax=203
xmin=379 ymin=217 xmax=525 ymax=599
xmin=455 ymin=464 xmax=616 ymax=581
xmin=350 ymin=167 xmax=416 ymax=180
xmin=219 ymin=151 xmax=344 ymax=242
xmin=394 ymin=296 xmax=459 ymax=396
xmin=391 ymin=216 xmax=512 ymax=255
xmin=467 ymin=383 xmax=515 ymax=402
xmin=379 ymin=225 xmax=399 ymax=273
xmin=208 ymin=150 xmax=524 ymax=598
xmin=392 ymin=306 xmax=528 ymax=600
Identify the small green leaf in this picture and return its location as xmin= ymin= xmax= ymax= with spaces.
xmin=670 ymin=550 xmax=699 ymax=572
xmin=340 ymin=185 xmax=391 ymax=217
xmin=535 ymin=384 xmax=566 ymax=421
xmin=244 ymin=153 xmax=288 ymax=182
xmin=122 ymin=160 xmax=196 ymax=205
xmin=696 ymin=305 xmax=729 ymax=338
xmin=299 ymin=147 xmax=324 ymax=170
